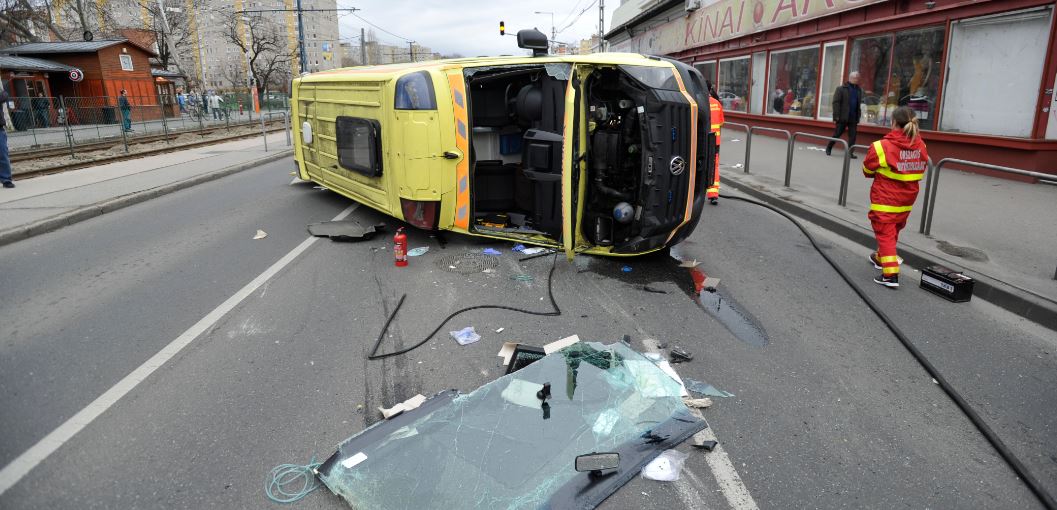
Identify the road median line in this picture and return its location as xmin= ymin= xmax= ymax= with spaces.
xmin=722 ymin=176 xmax=1057 ymax=332
xmin=0 ymin=150 xmax=293 ymax=249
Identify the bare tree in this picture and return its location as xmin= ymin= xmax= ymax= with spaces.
xmin=0 ymin=0 xmax=68 ymax=43
xmin=219 ymin=10 xmax=292 ymax=97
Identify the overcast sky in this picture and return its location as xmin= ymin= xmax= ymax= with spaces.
xmin=333 ymin=0 xmax=618 ymax=56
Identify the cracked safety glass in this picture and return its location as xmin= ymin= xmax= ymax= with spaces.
xmin=316 ymin=342 xmax=706 ymax=509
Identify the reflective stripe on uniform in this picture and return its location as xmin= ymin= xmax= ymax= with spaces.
xmin=870 ymin=203 xmax=913 ymax=213
xmin=871 ymin=140 xmax=924 ymax=181
xmin=882 ymin=266 xmax=900 ymax=275
xmin=862 ymin=166 xmax=875 ymax=174
xmin=879 ymin=255 xmax=900 ymax=263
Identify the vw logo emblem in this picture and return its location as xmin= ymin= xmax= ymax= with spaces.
xmin=669 ymin=155 xmax=686 ymax=175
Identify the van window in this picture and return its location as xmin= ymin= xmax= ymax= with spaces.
xmin=335 ymin=116 xmax=382 ymax=177
xmin=394 ymin=71 xmax=437 ymax=110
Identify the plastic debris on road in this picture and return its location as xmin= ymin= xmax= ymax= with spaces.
xmin=641 ymin=449 xmax=688 ymax=481
xmin=482 ymin=248 xmax=502 ymax=256
xmin=511 ymin=274 xmax=534 ymax=282
xmin=520 ymin=247 xmax=548 ymax=255
xmin=253 ymin=229 xmax=268 ymax=240
xmin=512 ymin=244 xmax=526 ymax=252
xmin=449 ymin=326 xmax=481 ymax=346
xmin=407 ymin=246 xmax=429 ymax=257
xmin=621 ymin=266 xmax=633 ymax=273
xmin=678 ymin=259 xmax=700 ymax=268
xmin=684 ymin=379 xmax=735 ymax=398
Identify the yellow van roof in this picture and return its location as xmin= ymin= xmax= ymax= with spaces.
xmin=297 ymin=52 xmax=673 ymax=83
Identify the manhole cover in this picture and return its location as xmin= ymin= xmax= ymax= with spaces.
xmin=435 ymin=252 xmax=499 ymax=274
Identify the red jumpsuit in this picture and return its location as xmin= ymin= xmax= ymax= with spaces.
xmin=861 ymin=129 xmax=928 ymax=278
xmin=706 ymin=96 xmax=724 ymax=201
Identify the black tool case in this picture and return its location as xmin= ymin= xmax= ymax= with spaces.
xmin=920 ymin=265 xmax=974 ymax=302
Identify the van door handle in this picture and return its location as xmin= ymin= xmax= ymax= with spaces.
xmin=443 ymin=151 xmax=460 ymax=159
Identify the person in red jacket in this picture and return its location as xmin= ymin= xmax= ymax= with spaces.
xmin=862 ymin=106 xmax=928 ymax=288
xmin=705 ymin=80 xmax=724 ymax=204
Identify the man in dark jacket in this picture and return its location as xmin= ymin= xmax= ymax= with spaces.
xmin=0 ymin=89 xmax=13 ymax=188
xmin=826 ymin=71 xmax=862 ymax=158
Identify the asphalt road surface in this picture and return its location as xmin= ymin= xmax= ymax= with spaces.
xmin=1 ymin=157 xmax=1054 ymax=509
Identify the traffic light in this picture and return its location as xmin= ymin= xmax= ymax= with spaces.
xmin=499 ymin=21 xmax=505 ymax=36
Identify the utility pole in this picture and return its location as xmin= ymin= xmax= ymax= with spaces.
xmin=598 ymin=0 xmax=605 ymax=53
xmin=360 ymin=27 xmax=367 ymax=65
xmin=408 ymin=41 xmax=414 ymax=62
xmin=296 ymin=0 xmax=306 ymax=74
xmin=534 ymin=11 xmax=554 ymax=53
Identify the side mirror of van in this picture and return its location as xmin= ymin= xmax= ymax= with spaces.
xmin=517 ymin=29 xmax=549 ymax=57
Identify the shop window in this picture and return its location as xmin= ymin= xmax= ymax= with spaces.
xmin=335 ymin=116 xmax=383 ymax=177
xmin=817 ymin=42 xmax=846 ymax=121
xmin=767 ymin=46 xmax=819 ymax=117
xmin=750 ymin=52 xmax=766 ymax=114
xmin=694 ymin=60 xmax=716 ymax=85
xmin=717 ymin=57 xmax=749 ymax=113
xmin=940 ymin=7 xmax=1053 ymax=137
xmin=889 ymin=27 xmax=945 ymax=130
xmin=849 ymin=35 xmax=892 ymax=125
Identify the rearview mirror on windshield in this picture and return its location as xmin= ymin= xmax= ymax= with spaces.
xmin=575 ymin=452 xmax=620 ymax=473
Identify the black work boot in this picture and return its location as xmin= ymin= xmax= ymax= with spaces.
xmin=873 ymin=274 xmax=899 ymax=288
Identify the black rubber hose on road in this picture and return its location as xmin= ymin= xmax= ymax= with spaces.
xmin=720 ymin=193 xmax=1056 ymax=510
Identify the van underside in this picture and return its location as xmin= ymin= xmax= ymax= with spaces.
xmin=466 ymin=64 xmax=693 ymax=252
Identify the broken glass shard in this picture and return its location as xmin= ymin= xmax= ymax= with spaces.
xmin=316 ymin=342 xmax=706 ymax=509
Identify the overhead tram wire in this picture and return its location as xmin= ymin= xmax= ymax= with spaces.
xmin=556 ymin=0 xmax=598 ymax=34
xmin=350 ymin=12 xmax=414 ymax=42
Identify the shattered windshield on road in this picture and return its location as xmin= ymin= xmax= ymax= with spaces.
xmin=317 ymin=342 xmax=705 ymax=509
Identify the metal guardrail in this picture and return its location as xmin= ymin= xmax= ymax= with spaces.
xmin=260 ymin=111 xmax=291 ymax=152
xmin=787 ymin=132 xmax=849 ymax=204
xmin=920 ymin=158 xmax=1057 ymax=236
xmin=744 ymin=126 xmax=792 ymax=178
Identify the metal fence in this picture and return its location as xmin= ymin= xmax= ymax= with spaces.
xmin=7 ymin=92 xmax=290 ymax=155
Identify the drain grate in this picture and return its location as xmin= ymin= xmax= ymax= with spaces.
xmin=435 ymin=252 xmax=500 ymax=274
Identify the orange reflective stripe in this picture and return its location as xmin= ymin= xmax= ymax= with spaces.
xmin=447 ymin=73 xmax=471 ymax=230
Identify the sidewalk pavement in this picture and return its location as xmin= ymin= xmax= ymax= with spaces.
xmin=716 ymin=128 xmax=1057 ymax=328
xmin=0 ymin=135 xmax=292 ymax=247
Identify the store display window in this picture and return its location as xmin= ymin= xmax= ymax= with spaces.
xmin=767 ymin=46 xmax=820 ymax=117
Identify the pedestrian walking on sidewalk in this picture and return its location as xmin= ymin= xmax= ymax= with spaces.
xmin=118 ymin=89 xmax=133 ymax=132
xmin=826 ymin=71 xmax=863 ymax=158
xmin=0 ymin=89 xmax=14 ymax=188
xmin=33 ymin=92 xmax=50 ymax=128
xmin=862 ymin=106 xmax=928 ymax=288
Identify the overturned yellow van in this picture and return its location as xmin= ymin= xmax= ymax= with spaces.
xmin=292 ymin=30 xmax=715 ymax=257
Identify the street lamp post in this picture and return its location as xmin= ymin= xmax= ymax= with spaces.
xmin=534 ymin=10 xmax=555 ymax=53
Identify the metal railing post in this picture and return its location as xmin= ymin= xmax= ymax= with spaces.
xmin=844 ymin=144 xmax=871 ymax=206
xmin=160 ymin=99 xmax=170 ymax=143
xmin=744 ymin=128 xmax=753 ymax=173
xmin=784 ymin=136 xmax=795 ymax=187
xmin=261 ymin=113 xmax=267 ymax=151
xmin=785 ymin=131 xmax=849 ymax=201
xmin=284 ymin=111 xmax=291 ymax=146
xmin=60 ymin=95 xmax=75 ymax=158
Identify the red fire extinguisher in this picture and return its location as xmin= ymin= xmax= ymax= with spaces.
xmin=394 ymin=227 xmax=408 ymax=267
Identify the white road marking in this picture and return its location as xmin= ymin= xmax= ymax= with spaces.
xmin=0 ymin=203 xmax=359 ymax=496
xmin=634 ymin=334 xmax=761 ymax=510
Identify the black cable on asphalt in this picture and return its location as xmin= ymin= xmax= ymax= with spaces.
xmin=367 ymin=254 xmax=562 ymax=360
xmin=719 ymin=193 xmax=1056 ymax=510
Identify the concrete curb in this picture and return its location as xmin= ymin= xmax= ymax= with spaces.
xmin=722 ymin=176 xmax=1057 ymax=332
xmin=0 ymin=150 xmax=293 ymax=249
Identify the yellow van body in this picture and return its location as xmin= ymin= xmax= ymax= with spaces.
xmin=292 ymin=53 xmax=714 ymax=257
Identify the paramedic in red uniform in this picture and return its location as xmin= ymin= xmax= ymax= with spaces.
xmin=705 ymin=80 xmax=724 ymax=205
xmin=861 ymin=106 xmax=928 ymax=288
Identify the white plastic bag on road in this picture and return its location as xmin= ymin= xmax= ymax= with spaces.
xmin=641 ymin=449 xmax=688 ymax=482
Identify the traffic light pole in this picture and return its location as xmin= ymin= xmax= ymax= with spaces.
xmin=296 ymin=0 xmax=307 ymax=73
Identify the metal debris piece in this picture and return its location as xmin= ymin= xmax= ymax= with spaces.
xmin=669 ymin=347 xmax=693 ymax=364
xmin=692 ymin=439 xmax=718 ymax=451
xmin=643 ymin=285 xmax=668 ymax=294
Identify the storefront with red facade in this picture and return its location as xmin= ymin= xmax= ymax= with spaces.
xmin=606 ymin=0 xmax=1057 ymax=174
